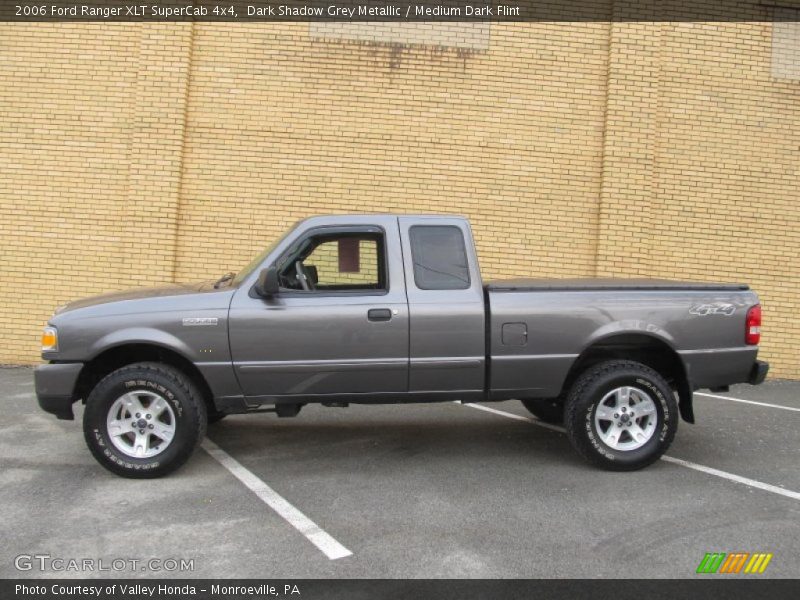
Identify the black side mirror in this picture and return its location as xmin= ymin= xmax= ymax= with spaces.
xmin=255 ymin=266 xmax=280 ymax=297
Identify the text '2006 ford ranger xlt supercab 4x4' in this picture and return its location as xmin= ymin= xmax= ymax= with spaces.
xmin=35 ymin=215 xmax=768 ymax=477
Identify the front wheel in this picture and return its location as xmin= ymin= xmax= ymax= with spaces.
xmin=564 ymin=360 xmax=677 ymax=471
xmin=83 ymin=362 xmax=207 ymax=478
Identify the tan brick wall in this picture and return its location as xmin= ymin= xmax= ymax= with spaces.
xmin=172 ymin=21 xmax=608 ymax=286
xmin=0 ymin=23 xmax=140 ymax=359
xmin=0 ymin=13 xmax=797 ymax=378
xmin=597 ymin=17 xmax=800 ymax=379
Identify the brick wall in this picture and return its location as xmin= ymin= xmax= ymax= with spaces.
xmin=1 ymin=9 xmax=797 ymax=378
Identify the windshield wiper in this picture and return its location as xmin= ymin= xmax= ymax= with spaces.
xmin=213 ymin=272 xmax=236 ymax=289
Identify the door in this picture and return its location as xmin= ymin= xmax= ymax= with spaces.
xmin=398 ymin=217 xmax=486 ymax=398
xmin=229 ymin=220 xmax=409 ymax=399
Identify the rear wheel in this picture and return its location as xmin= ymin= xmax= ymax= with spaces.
xmin=520 ymin=398 xmax=564 ymax=424
xmin=83 ymin=362 xmax=207 ymax=478
xmin=564 ymin=360 xmax=677 ymax=471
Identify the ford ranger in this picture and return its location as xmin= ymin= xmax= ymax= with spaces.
xmin=35 ymin=215 xmax=769 ymax=477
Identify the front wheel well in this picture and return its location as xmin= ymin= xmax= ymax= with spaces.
xmin=74 ymin=344 xmax=215 ymax=416
xmin=561 ymin=334 xmax=694 ymax=423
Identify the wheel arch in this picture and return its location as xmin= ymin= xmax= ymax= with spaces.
xmin=74 ymin=343 xmax=216 ymax=417
xmin=562 ymin=332 xmax=694 ymax=423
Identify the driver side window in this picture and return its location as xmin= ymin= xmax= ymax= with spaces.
xmin=278 ymin=232 xmax=386 ymax=292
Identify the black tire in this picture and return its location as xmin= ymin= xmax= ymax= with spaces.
xmin=520 ymin=398 xmax=564 ymax=424
xmin=83 ymin=362 xmax=207 ymax=478
xmin=564 ymin=360 xmax=678 ymax=471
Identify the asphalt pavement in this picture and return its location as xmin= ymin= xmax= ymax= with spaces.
xmin=1 ymin=367 xmax=797 ymax=579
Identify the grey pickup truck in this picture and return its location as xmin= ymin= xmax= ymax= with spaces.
xmin=36 ymin=214 xmax=768 ymax=477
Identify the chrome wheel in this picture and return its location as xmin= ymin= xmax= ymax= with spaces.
xmin=106 ymin=391 xmax=176 ymax=459
xmin=594 ymin=386 xmax=657 ymax=451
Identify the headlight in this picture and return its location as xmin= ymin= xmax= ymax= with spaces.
xmin=41 ymin=326 xmax=58 ymax=352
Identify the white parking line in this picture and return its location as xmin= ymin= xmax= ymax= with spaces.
xmin=695 ymin=392 xmax=800 ymax=413
xmin=457 ymin=402 xmax=800 ymax=503
xmin=8 ymin=392 xmax=34 ymax=399
xmin=202 ymin=439 xmax=352 ymax=561
xmin=461 ymin=402 xmax=565 ymax=432
xmin=660 ymin=456 xmax=800 ymax=501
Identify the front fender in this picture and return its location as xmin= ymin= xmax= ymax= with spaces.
xmin=89 ymin=327 xmax=197 ymax=361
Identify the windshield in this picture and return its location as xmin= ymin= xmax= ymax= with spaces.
xmin=231 ymin=224 xmax=298 ymax=286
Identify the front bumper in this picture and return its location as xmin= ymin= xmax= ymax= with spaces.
xmin=748 ymin=360 xmax=769 ymax=386
xmin=34 ymin=362 xmax=83 ymax=420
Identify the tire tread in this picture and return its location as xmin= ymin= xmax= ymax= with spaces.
xmin=83 ymin=362 xmax=207 ymax=478
xmin=564 ymin=359 xmax=677 ymax=471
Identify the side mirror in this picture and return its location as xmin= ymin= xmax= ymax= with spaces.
xmin=255 ymin=266 xmax=280 ymax=297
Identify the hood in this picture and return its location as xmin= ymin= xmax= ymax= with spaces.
xmin=55 ymin=280 xmax=219 ymax=314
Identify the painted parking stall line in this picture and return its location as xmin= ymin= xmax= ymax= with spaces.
xmin=202 ymin=439 xmax=353 ymax=561
xmin=695 ymin=392 xmax=800 ymax=413
xmin=457 ymin=402 xmax=800 ymax=503
xmin=660 ymin=456 xmax=800 ymax=501
xmin=460 ymin=402 xmax=565 ymax=432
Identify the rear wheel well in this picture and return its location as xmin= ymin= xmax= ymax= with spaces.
xmin=561 ymin=334 xmax=693 ymax=423
xmin=75 ymin=344 xmax=215 ymax=416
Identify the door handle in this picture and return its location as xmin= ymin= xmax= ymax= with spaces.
xmin=368 ymin=308 xmax=393 ymax=322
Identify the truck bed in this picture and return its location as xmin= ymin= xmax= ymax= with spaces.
xmin=486 ymin=278 xmax=749 ymax=292
xmin=485 ymin=279 xmax=759 ymax=400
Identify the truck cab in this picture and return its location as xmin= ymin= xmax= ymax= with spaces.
xmin=228 ymin=215 xmax=486 ymax=404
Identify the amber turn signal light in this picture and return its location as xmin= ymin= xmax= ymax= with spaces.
xmin=41 ymin=327 xmax=58 ymax=352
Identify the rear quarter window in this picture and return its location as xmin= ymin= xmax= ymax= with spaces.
xmin=409 ymin=225 xmax=471 ymax=290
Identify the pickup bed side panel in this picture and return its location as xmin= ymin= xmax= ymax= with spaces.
xmin=487 ymin=289 xmax=760 ymax=398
